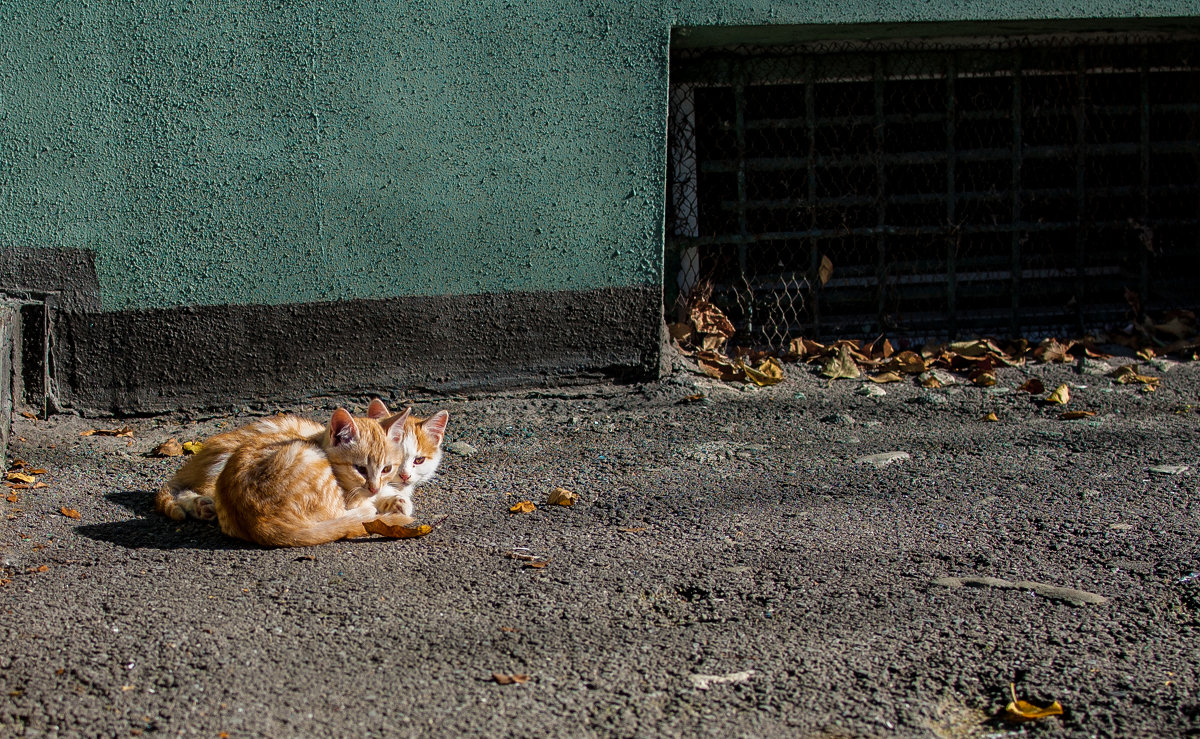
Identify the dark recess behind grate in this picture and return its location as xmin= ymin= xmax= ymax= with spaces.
xmin=667 ymin=32 xmax=1200 ymax=346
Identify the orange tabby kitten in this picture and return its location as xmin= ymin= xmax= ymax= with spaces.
xmin=212 ymin=407 xmax=411 ymax=547
xmin=156 ymin=399 xmax=395 ymax=522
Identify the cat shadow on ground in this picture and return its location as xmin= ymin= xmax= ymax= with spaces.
xmin=74 ymin=490 xmax=254 ymax=551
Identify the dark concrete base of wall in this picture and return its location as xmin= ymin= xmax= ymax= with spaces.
xmin=53 ymin=286 xmax=665 ymax=416
xmin=0 ymin=303 xmax=15 ymax=464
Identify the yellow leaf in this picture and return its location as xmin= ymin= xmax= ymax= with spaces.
xmin=1046 ymin=384 xmax=1070 ymax=405
xmin=181 ymin=441 xmax=204 ymax=454
xmin=742 ymin=357 xmax=784 ymax=386
xmin=1002 ymin=684 xmax=1064 ymax=722
xmin=982 ymin=412 xmax=1000 ymax=422
xmin=60 ymin=507 xmax=81 ymax=519
xmin=362 ymin=520 xmax=432 ymax=538
xmin=547 ymin=487 xmax=576 ymax=506
xmin=879 ymin=350 xmax=927 ymax=375
xmin=820 ymin=345 xmax=861 ymax=380
xmin=6 ymin=472 xmax=35 ymax=484
xmin=971 ymin=372 xmax=997 ymax=387
xmin=153 ymin=439 xmax=184 ymax=457
xmin=509 ymin=501 xmax=536 ymax=514
xmin=869 ymin=371 xmax=903 ymax=384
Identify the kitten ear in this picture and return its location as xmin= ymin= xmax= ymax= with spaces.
xmin=329 ymin=408 xmax=359 ymax=446
xmin=381 ymin=406 xmax=412 ymax=443
xmin=421 ymin=410 xmax=449 ymax=444
xmin=366 ymin=398 xmax=390 ymax=419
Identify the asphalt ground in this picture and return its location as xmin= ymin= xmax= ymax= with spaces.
xmin=2 ymin=351 xmax=1199 ymax=737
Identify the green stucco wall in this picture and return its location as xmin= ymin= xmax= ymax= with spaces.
xmin=1 ymin=0 xmax=1195 ymax=311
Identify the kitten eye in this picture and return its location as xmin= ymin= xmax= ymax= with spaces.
xmin=355 ymin=465 xmax=368 ymax=477
xmin=382 ymin=465 xmax=393 ymax=474
xmin=413 ymin=456 xmax=426 ymax=465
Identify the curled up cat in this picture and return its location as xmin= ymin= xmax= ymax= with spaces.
xmin=155 ymin=400 xmax=450 ymax=547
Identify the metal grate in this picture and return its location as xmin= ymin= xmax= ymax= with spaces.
xmin=666 ymin=32 xmax=1200 ymax=347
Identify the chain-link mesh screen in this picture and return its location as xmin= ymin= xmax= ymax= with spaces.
xmin=666 ymin=33 xmax=1200 ymax=348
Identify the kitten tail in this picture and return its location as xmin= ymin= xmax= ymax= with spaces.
xmin=155 ymin=483 xmax=187 ymax=522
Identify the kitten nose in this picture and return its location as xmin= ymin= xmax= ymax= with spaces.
xmin=398 ymin=473 xmax=410 ymax=482
xmin=368 ymin=483 xmax=380 ymax=495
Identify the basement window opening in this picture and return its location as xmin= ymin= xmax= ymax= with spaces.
xmin=666 ymin=31 xmax=1200 ymax=347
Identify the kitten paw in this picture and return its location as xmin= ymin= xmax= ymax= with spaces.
xmin=374 ymin=494 xmax=413 ymax=516
xmin=193 ymin=496 xmax=217 ymax=521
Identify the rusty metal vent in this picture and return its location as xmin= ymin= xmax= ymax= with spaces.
xmin=667 ymin=33 xmax=1200 ymax=346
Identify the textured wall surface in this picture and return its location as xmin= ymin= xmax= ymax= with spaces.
xmin=2 ymin=0 xmax=1191 ymax=312
xmin=1 ymin=1 xmax=1194 ymax=412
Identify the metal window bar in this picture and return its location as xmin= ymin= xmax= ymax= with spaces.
xmin=666 ymin=33 xmax=1200 ymax=347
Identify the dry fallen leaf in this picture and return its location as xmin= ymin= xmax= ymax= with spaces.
xmin=1108 ymin=364 xmax=1160 ymax=388
xmin=1060 ymin=410 xmax=1096 ymax=420
xmin=492 ymin=673 xmax=530 ymax=685
xmin=524 ymin=561 xmax=548 ymax=569
xmin=80 ymin=426 xmax=134 ymax=438
xmin=885 ymin=351 xmax=928 ymax=375
xmin=153 ymin=439 xmax=184 ymax=457
xmin=27 ymin=468 xmax=47 ymax=475
xmin=60 ymin=507 xmax=81 ymax=519
xmin=1034 ymin=337 xmax=1076 ymax=363
xmin=695 ymin=350 xmax=745 ymax=383
xmin=742 ymin=357 xmax=785 ymax=386
xmin=5 ymin=493 xmax=18 ymax=503
xmin=6 ymin=472 xmax=35 ymax=484
xmin=181 ymin=441 xmax=204 ymax=454
xmin=817 ymin=254 xmax=834 ymax=285
xmin=20 ymin=411 xmax=36 ymax=420
xmin=1002 ymin=684 xmax=1064 ymax=723
xmin=948 ymin=339 xmax=1005 ymax=358
xmin=1045 ymin=384 xmax=1071 ymax=405
xmin=869 ymin=371 xmax=903 ymax=384
xmin=362 ymin=520 xmax=432 ymax=538
xmin=971 ymin=371 xmax=997 ymax=387
xmin=509 ymin=501 xmax=536 ymax=514
xmin=547 ymin=487 xmax=576 ymax=507
xmin=34 ymin=565 xmax=49 ymax=573
xmin=920 ymin=375 xmax=942 ymax=389
xmin=982 ymin=412 xmax=1000 ymax=422
xmin=676 ymin=393 xmax=706 ymax=404
xmin=820 ymin=344 xmax=862 ymax=380
xmin=1018 ymin=378 xmax=1046 ymax=394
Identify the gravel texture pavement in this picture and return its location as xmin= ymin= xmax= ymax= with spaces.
xmin=2 ymin=352 xmax=1199 ymax=737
